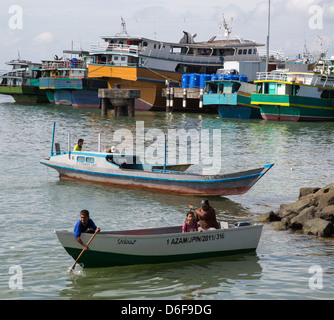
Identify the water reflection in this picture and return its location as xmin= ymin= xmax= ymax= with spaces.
xmin=59 ymin=253 xmax=261 ymax=300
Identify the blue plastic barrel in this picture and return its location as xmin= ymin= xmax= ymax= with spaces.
xmin=240 ymin=75 xmax=248 ymax=82
xmin=199 ymin=74 xmax=211 ymax=88
xmin=189 ymin=73 xmax=200 ymax=88
xmin=211 ymin=74 xmax=218 ymax=81
xmin=181 ymin=74 xmax=190 ymax=88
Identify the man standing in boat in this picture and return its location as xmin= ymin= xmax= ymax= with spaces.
xmin=73 ymin=138 xmax=84 ymax=151
xmin=74 ymin=210 xmax=100 ymax=251
xmin=189 ymin=199 xmax=220 ymax=231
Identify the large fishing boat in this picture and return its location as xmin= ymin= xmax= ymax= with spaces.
xmin=88 ymin=17 xmax=265 ymax=111
xmin=0 ymin=58 xmax=48 ymax=103
xmin=251 ymin=71 xmax=334 ymax=121
xmin=39 ymin=50 xmax=107 ymax=108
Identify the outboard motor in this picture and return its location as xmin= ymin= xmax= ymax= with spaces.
xmin=234 ymin=221 xmax=251 ymax=227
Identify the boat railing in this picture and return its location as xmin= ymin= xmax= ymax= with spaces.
xmin=90 ymin=43 xmax=140 ymax=54
xmin=257 ymin=72 xmax=334 ymax=88
xmin=42 ymin=60 xmax=86 ymax=70
xmin=256 ymin=72 xmax=287 ymax=81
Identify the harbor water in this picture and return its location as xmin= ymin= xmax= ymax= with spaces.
xmin=0 ymin=94 xmax=334 ymax=300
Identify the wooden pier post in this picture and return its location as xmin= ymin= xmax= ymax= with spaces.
xmin=166 ymin=87 xmax=172 ymax=112
xmin=199 ymin=88 xmax=204 ymax=108
xmin=183 ymin=88 xmax=187 ymax=108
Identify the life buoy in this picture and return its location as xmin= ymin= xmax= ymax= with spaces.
xmin=50 ymin=70 xmax=60 ymax=77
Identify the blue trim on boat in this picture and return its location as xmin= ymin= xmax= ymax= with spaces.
xmin=40 ymin=160 xmax=272 ymax=184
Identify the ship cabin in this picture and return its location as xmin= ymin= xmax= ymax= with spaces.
xmin=89 ymin=32 xmax=264 ymax=74
xmin=40 ymin=50 xmax=93 ymax=79
xmin=0 ymin=59 xmax=42 ymax=87
xmin=254 ymin=72 xmax=334 ymax=99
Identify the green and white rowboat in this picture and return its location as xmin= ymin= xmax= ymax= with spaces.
xmin=55 ymin=223 xmax=263 ymax=268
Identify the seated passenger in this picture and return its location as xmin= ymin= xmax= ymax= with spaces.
xmin=73 ymin=138 xmax=84 ymax=151
xmin=189 ymin=199 xmax=220 ymax=231
xmin=182 ymin=211 xmax=198 ymax=233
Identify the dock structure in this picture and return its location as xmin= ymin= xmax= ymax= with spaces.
xmin=163 ymin=87 xmax=204 ymax=112
xmin=98 ymin=87 xmax=140 ymax=116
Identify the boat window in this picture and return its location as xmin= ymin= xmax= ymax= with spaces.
xmin=254 ymin=48 xmax=257 ymax=54
xmin=243 ymin=49 xmax=247 ymax=54
xmin=238 ymin=49 xmax=242 ymax=55
xmin=248 ymin=49 xmax=252 ymax=54
xmin=86 ymin=157 xmax=95 ymax=163
xmin=77 ymin=156 xmax=85 ymax=162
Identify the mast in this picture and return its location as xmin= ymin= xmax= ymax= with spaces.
xmin=266 ymin=0 xmax=271 ymax=73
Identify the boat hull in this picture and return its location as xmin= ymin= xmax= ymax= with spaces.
xmin=55 ymin=224 xmax=263 ymax=267
xmin=204 ymin=81 xmax=261 ymax=119
xmin=252 ymin=93 xmax=334 ymax=122
xmin=0 ymin=85 xmax=49 ymax=103
xmin=40 ymin=154 xmax=273 ymax=196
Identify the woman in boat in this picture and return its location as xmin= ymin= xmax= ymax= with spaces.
xmin=182 ymin=211 xmax=198 ymax=233
xmin=189 ymin=199 xmax=220 ymax=231
xmin=74 ymin=209 xmax=100 ymax=251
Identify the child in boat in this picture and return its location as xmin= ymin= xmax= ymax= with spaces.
xmin=182 ymin=211 xmax=198 ymax=233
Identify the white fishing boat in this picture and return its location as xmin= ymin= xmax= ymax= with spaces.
xmin=40 ymin=123 xmax=274 ymax=196
xmin=55 ymin=222 xmax=263 ymax=267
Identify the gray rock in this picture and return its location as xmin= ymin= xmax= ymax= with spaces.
xmin=317 ymin=205 xmax=334 ymax=223
xmin=299 ymin=187 xmax=320 ymax=199
xmin=302 ymin=218 xmax=334 ymax=237
xmin=290 ymin=206 xmax=316 ymax=230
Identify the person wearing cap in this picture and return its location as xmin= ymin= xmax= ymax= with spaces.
xmin=189 ymin=199 xmax=220 ymax=231
xmin=73 ymin=138 xmax=84 ymax=151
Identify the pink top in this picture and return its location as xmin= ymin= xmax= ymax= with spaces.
xmin=182 ymin=221 xmax=198 ymax=232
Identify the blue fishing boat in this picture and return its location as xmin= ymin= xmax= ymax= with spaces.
xmin=39 ymin=50 xmax=107 ymax=108
xmin=203 ymin=76 xmax=261 ymax=119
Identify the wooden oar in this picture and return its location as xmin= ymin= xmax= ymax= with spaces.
xmin=68 ymin=228 xmax=99 ymax=272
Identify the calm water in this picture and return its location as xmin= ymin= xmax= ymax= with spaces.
xmin=0 ymin=94 xmax=334 ymax=300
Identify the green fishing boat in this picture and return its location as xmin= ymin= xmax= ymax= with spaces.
xmin=251 ymin=71 xmax=334 ymax=121
xmin=0 ymin=58 xmax=48 ymax=103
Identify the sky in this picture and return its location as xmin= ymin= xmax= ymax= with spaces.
xmin=0 ymin=0 xmax=333 ymax=70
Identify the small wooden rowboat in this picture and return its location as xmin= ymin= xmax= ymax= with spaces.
xmin=55 ymin=223 xmax=263 ymax=268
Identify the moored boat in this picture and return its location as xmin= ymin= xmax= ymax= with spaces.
xmin=39 ymin=50 xmax=107 ymax=108
xmin=55 ymin=222 xmax=263 ymax=267
xmin=251 ymin=71 xmax=334 ymax=121
xmin=87 ymin=17 xmax=265 ymax=112
xmin=0 ymin=58 xmax=48 ymax=103
xmin=203 ymin=75 xmax=261 ymax=119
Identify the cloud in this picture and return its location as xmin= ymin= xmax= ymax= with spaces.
xmin=33 ymin=32 xmax=54 ymax=44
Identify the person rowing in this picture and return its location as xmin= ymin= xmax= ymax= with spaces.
xmin=74 ymin=209 xmax=100 ymax=251
xmin=189 ymin=199 xmax=220 ymax=231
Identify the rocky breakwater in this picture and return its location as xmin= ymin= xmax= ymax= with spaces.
xmin=260 ymin=183 xmax=334 ymax=237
